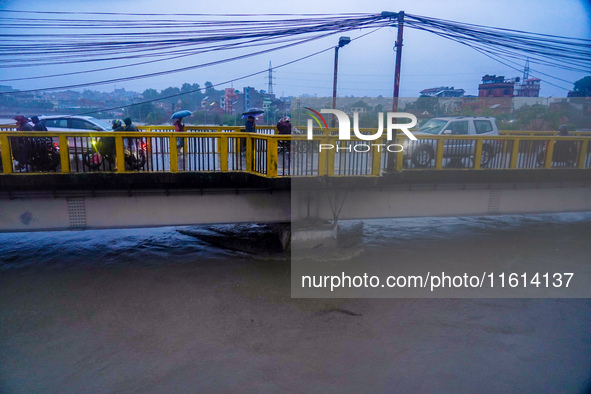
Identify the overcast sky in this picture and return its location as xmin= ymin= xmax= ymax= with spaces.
xmin=1 ymin=0 xmax=590 ymax=98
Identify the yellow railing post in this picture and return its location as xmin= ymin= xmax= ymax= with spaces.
xmin=58 ymin=135 xmax=70 ymax=173
xmin=578 ymin=140 xmax=588 ymax=169
xmin=473 ymin=138 xmax=483 ymax=170
xmin=267 ymin=137 xmax=278 ymax=177
xmin=318 ymin=137 xmax=328 ymax=176
xmin=396 ymin=149 xmax=404 ymax=171
xmin=246 ymin=135 xmax=253 ymax=173
xmin=509 ymin=138 xmax=520 ymax=169
xmin=115 ymin=134 xmax=125 ymax=173
xmin=0 ymin=135 xmax=13 ymax=174
xmin=220 ymin=135 xmax=228 ymax=172
xmin=327 ymin=139 xmax=337 ymax=176
xmin=435 ymin=138 xmax=444 ymax=170
xmin=371 ymin=142 xmax=381 ymax=176
xmin=544 ymin=140 xmax=555 ymax=169
xmin=169 ymin=136 xmax=178 ymax=173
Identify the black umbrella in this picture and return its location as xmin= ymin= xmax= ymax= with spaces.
xmin=241 ymin=108 xmax=265 ymax=119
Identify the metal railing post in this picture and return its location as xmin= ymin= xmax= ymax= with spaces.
xmin=578 ymin=140 xmax=588 ymax=169
xmin=544 ymin=140 xmax=555 ymax=169
xmin=267 ymin=137 xmax=278 ymax=177
xmin=58 ymin=135 xmax=70 ymax=173
xmin=0 ymin=135 xmax=12 ymax=174
xmin=220 ymin=135 xmax=228 ymax=172
xmin=246 ymin=135 xmax=253 ymax=173
xmin=371 ymin=142 xmax=382 ymax=176
xmin=435 ymin=138 xmax=444 ymax=170
xmin=327 ymin=139 xmax=337 ymax=176
xmin=473 ymin=138 xmax=483 ymax=170
xmin=169 ymin=135 xmax=178 ymax=173
xmin=510 ymin=138 xmax=520 ymax=169
xmin=115 ymin=134 xmax=125 ymax=173
xmin=318 ymin=137 xmax=328 ymax=176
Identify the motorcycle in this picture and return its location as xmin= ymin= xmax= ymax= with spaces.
xmin=12 ymin=137 xmax=60 ymax=172
xmin=536 ymin=139 xmax=578 ymax=167
xmin=83 ymin=136 xmax=147 ymax=171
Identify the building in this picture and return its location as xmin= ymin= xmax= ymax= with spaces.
xmin=420 ymin=86 xmax=465 ymax=97
xmin=515 ymin=78 xmax=541 ymax=97
xmin=478 ymin=75 xmax=516 ymax=98
xmin=236 ymin=87 xmax=275 ymax=114
xmin=224 ymin=88 xmax=239 ymax=114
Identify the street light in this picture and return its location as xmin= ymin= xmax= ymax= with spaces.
xmin=332 ymin=36 xmax=351 ymax=127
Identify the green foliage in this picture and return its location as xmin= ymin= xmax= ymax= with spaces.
xmin=145 ymin=110 xmax=167 ymax=125
xmin=569 ymin=76 xmax=591 ymax=97
xmin=513 ymin=104 xmax=563 ymax=130
xmin=142 ymin=88 xmax=158 ymax=100
xmin=405 ymin=96 xmax=444 ymax=116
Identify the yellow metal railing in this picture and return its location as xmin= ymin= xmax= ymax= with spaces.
xmin=1 ymin=130 xmax=590 ymax=176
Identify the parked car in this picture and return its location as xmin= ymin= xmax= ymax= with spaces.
xmin=39 ymin=115 xmax=113 ymax=132
xmin=403 ymin=116 xmax=499 ymax=168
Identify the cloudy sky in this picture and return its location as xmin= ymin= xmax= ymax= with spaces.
xmin=1 ymin=0 xmax=590 ymax=98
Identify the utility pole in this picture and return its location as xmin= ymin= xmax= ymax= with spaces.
xmin=392 ymin=11 xmax=404 ymax=113
xmin=381 ymin=11 xmax=405 ymax=172
xmin=332 ymin=36 xmax=351 ymax=127
xmin=268 ymin=61 xmax=274 ymax=94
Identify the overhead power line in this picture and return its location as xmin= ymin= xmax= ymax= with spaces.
xmin=0 ymin=11 xmax=588 ymax=95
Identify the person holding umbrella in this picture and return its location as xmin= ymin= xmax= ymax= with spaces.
xmin=241 ymin=115 xmax=255 ymax=153
xmin=240 ymin=108 xmax=263 ymax=153
xmin=171 ymin=110 xmax=191 ymax=154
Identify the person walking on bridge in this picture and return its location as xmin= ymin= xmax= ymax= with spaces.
xmin=241 ymin=115 xmax=255 ymax=153
xmin=123 ymin=117 xmax=139 ymax=151
xmin=31 ymin=116 xmax=47 ymax=132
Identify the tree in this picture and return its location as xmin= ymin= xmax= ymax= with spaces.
xmin=568 ymin=76 xmax=591 ymax=97
xmin=142 ymin=88 xmax=158 ymax=100
xmin=405 ymin=96 xmax=443 ymax=116
xmin=513 ymin=104 xmax=563 ymax=130
xmin=204 ymin=81 xmax=214 ymax=95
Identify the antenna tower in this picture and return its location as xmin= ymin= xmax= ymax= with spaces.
xmin=268 ymin=61 xmax=274 ymax=94
xmin=522 ymin=59 xmax=530 ymax=82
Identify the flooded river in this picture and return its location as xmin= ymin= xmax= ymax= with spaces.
xmin=1 ymin=214 xmax=590 ymax=392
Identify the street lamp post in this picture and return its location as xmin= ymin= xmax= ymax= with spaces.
xmin=332 ymin=36 xmax=351 ymax=128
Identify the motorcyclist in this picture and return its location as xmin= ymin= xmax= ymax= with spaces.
xmin=112 ymin=119 xmax=124 ymax=131
xmin=98 ymin=120 xmax=119 ymax=157
xmin=123 ymin=117 xmax=138 ymax=132
xmin=31 ymin=116 xmax=47 ymax=132
xmin=14 ymin=115 xmax=32 ymax=131
xmin=554 ymin=124 xmax=576 ymax=165
xmin=123 ymin=117 xmax=139 ymax=151
xmin=557 ymin=124 xmax=571 ymax=137
xmin=13 ymin=115 xmax=33 ymax=169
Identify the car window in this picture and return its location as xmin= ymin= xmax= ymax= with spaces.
xmin=91 ymin=118 xmax=112 ymax=130
xmin=474 ymin=120 xmax=494 ymax=134
xmin=418 ymin=119 xmax=448 ymax=135
xmin=447 ymin=121 xmax=469 ymax=135
xmin=69 ymin=119 xmax=97 ymax=130
xmin=44 ymin=118 xmax=68 ymax=128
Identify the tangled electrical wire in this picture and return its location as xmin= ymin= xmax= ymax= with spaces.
xmin=0 ymin=10 xmax=589 ymax=96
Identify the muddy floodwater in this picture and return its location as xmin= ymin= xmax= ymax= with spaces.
xmin=1 ymin=214 xmax=591 ymax=392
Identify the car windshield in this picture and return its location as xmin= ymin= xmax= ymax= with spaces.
xmin=91 ymin=118 xmax=112 ymax=130
xmin=417 ymin=119 xmax=448 ymax=134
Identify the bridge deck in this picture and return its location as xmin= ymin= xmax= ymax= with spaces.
xmin=1 ymin=127 xmax=591 ymax=232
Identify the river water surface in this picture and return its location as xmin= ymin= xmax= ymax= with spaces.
xmin=1 ymin=214 xmax=590 ymax=392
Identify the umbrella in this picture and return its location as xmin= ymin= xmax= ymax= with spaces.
xmin=241 ymin=108 xmax=265 ymax=119
xmin=171 ymin=110 xmax=192 ymax=120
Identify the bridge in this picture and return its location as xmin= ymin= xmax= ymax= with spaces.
xmin=1 ymin=126 xmax=590 ymax=233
